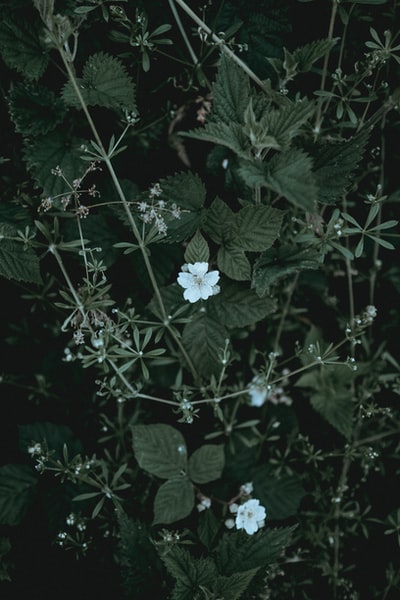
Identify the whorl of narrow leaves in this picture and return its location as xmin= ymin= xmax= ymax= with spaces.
xmin=62 ymin=52 xmax=137 ymax=112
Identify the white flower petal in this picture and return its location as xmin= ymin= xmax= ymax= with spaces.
xmin=188 ymin=262 xmax=208 ymax=276
xmin=204 ymin=270 xmax=220 ymax=286
xmin=184 ymin=287 xmax=202 ymax=303
xmin=177 ymin=272 xmax=195 ymax=288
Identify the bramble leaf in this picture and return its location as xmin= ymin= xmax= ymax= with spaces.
xmin=188 ymin=445 xmax=225 ymax=484
xmin=0 ymin=231 xmax=41 ymax=284
xmin=153 ymin=477 xmax=195 ymax=525
xmin=182 ymin=313 xmax=228 ymax=378
xmin=132 ymin=424 xmax=187 ymax=479
xmin=0 ymin=16 xmax=49 ymax=80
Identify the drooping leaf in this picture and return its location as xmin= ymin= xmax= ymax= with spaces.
xmin=153 ymin=477 xmax=195 ymax=525
xmin=252 ymin=466 xmax=306 ymax=519
xmin=252 ymin=244 xmax=321 ymax=296
xmin=62 ymin=52 xmax=136 ymax=111
xmin=188 ymin=445 xmax=225 ymax=484
xmin=0 ymin=16 xmax=49 ymax=80
xmin=182 ymin=313 xmax=228 ymax=378
xmin=8 ymin=81 xmax=66 ymax=136
xmin=0 ymin=234 xmax=42 ymax=284
xmin=161 ymin=545 xmax=218 ymax=600
xmin=209 ymin=280 xmax=277 ymax=327
xmin=0 ymin=465 xmax=37 ymax=526
xmin=23 ymin=130 xmax=87 ymax=197
xmin=132 ymin=423 xmax=187 ymax=479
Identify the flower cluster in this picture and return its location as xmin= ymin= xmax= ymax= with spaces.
xmin=225 ymin=482 xmax=267 ymax=535
xmin=177 ymin=262 xmax=220 ymax=303
xmin=137 ymin=183 xmax=182 ymax=235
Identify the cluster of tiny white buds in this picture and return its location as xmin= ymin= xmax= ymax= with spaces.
xmin=196 ymin=495 xmax=212 ymax=512
xmin=73 ymin=329 xmax=85 ymax=345
xmin=38 ymin=197 xmax=53 ymax=213
xmin=137 ymin=185 xmax=182 ymax=235
xmin=75 ymin=205 xmax=90 ymax=219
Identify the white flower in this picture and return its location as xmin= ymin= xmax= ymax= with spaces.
xmin=177 ymin=262 xmax=220 ymax=303
xmin=235 ymin=499 xmax=266 ymax=535
xmin=248 ymin=376 xmax=269 ymax=407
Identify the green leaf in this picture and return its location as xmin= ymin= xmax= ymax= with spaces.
xmin=252 ymin=245 xmax=321 ymax=296
xmin=132 ymin=424 xmax=187 ymax=479
xmin=0 ymin=465 xmax=37 ymax=526
xmin=161 ymin=545 xmax=218 ymax=600
xmin=209 ymin=280 xmax=277 ymax=327
xmin=211 ymin=52 xmax=251 ymax=125
xmin=311 ymin=127 xmax=371 ymax=204
xmin=252 ymin=466 xmax=306 ymax=519
xmin=236 ymin=205 xmax=285 ymax=251
xmin=0 ymin=236 xmax=42 ymax=284
xmin=188 ymin=445 xmax=225 ymax=484
xmin=62 ymin=52 xmax=136 ymax=111
xmin=8 ymin=81 xmax=66 ymax=136
xmin=218 ymin=244 xmax=251 ymax=280
xmin=23 ymin=130 xmax=87 ymax=197
xmin=182 ymin=313 xmax=228 ymax=378
xmin=184 ymin=230 xmax=210 ymax=263
xmin=181 ymin=121 xmax=249 ymax=156
xmin=18 ymin=422 xmax=82 ymax=460
xmin=215 ymin=526 xmax=296 ymax=576
xmin=160 ymin=172 xmax=207 ymax=243
xmin=153 ymin=477 xmax=195 ymax=525
xmin=197 ymin=509 xmax=221 ymax=551
xmin=296 ymin=365 xmax=355 ymax=439
xmin=266 ymin=148 xmax=318 ymax=211
xmin=263 ymin=99 xmax=315 ymax=151
xmin=204 ymin=197 xmax=236 ymax=245
xmin=292 ymin=38 xmax=339 ymax=72
xmin=212 ymin=569 xmax=259 ymax=600
xmin=0 ymin=16 xmax=49 ymax=80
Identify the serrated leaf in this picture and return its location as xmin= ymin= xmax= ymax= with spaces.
xmin=181 ymin=121 xmax=249 ymax=156
xmin=8 ymin=81 xmax=66 ymax=136
xmin=292 ymin=38 xmax=339 ymax=72
xmin=132 ymin=424 xmax=187 ymax=479
xmin=0 ymin=17 xmax=49 ymax=80
xmin=0 ymin=236 xmax=41 ymax=284
xmin=23 ymin=130 xmax=87 ymax=197
xmin=252 ymin=466 xmax=306 ymax=519
xmin=182 ymin=314 xmax=228 ymax=378
xmin=252 ymin=245 xmax=321 ymax=296
xmin=215 ymin=526 xmax=296 ymax=576
xmin=237 ymin=205 xmax=284 ymax=251
xmin=161 ymin=545 xmax=218 ymax=600
xmin=204 ymin=197 xmax=236 ymax=245
xmin=197 ymin=509 xmax=221 ymax=551
xmin=159 ymin=172 xmax=207 ymax=243
xmin=153 ymin=477 xmax=195 ymax=525
xmin=62 ymin=52 xmax=136 ymax=111
xmin=218 ymin=244 xmax=251 ymax=280
xmin=264 ymin=99 xmax=315 ymax=151
xmin=266 ymin=148 xmax=318 ymax=211
xmin=209 ymin=280 xmax=276 ymax=327
xmin=213 ymin=569 xmax=259 ymax=600
xmin=0 ymin=465 xmax=37 ymax=526
xmin=184 ymin=230 xmax=210 ymax=263
xmin=211 ymin=52 xmax=250 ymax=125
xmin=188 ymin=445 xmax=224 ymax=484
xmin=311 ymin=127 xmax=371 ymax=204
